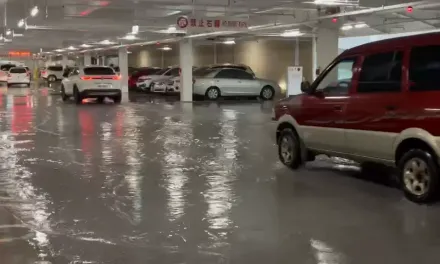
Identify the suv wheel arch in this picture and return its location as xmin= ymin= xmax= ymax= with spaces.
xmin=276 ymin=121 xmax=308 ymax=163
xmin=395 ymin=138 xmax=437 ymax=166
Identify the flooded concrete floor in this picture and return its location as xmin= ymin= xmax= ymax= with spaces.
xmin=1 ymin=83 xmax=440 ymax=264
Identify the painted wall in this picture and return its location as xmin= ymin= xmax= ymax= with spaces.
xmin=128 ymin=39 xmax=313 ymax=92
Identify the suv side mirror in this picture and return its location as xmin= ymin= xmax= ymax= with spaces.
xmin=301 ymin=81 xmax=311 ymax=93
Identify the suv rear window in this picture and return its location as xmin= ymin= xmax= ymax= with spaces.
xmin=84 ymin=67 xmax=115 ymax=75
xmin=10 ymin=68 xmax=26 ymax=73
xmin=1 ymin=64 xmax=16 ymax=71
xmin=48 ymin=66 xmax=63 ymax=71
xmin=409 ymin=45 xmax=440 ymax=91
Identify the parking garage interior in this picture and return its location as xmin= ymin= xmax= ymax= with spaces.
xmin=2 ymin=0 xmax=440 ymax=263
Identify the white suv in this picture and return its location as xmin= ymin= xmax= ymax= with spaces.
xmin=41 ymin=65 xmax=64 ymax=82
xmin=7 ymin=67 xmax=30 ymax=87
xmin=60 ymin=66 xmax=122 ymax=104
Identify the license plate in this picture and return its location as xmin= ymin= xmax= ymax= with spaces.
xmin=98 ymin=84 xmax=109 ymax=88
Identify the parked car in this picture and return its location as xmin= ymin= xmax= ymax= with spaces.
xmin=273 ymin=32 xmax=440 ymax=204
xmin=151 ymin=66 xmax=198 ymax=93
xmin=0 ymin=63 xmax=17 ymax=82
xmin=192 ymin=68 xmax=277 ymax=100
xmin=164 ymin=76 xmax=180 ymax=93
xmin=7 ymin=67 xmax=30 ymax=87
xmin=41 ymin=65 xmax=64 ymax=82
xmin=128 ymin=67 xmax=161 ymax=89
xmin=60 ymin=66 xmax=122 ymax=104
xmin=138 ymin=67 xmax=179 ymax=92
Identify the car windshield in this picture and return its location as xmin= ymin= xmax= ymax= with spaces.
xmin=10 ymin=68 xmax=27 ymax=73
xmin=84 ymin=67 xmax=115 ymax=75
xmin=1 ymin=64 xmax=16 ymax=71
xmin=156 ymin=68 xmax=170 ymax=75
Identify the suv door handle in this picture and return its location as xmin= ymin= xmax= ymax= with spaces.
xmin=385 ymin=105 xmax=397 ymax=111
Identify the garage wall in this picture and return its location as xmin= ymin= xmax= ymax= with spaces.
xmin=129 ymin=39 xmax=313 ymax=91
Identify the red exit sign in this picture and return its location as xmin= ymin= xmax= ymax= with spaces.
xmin=8 ymin=51 xmax=31 ymax=57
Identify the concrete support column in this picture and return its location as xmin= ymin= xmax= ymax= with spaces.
xmin=62 ymin=55 xmax=68 ymax=69
xmin=179 ymin=38 xmax=193 ymax=102
xmin=84 ymin=52 xmax=91 ymax=66
xmin=314 ymin=28 xmax=339 ymax=79
xmin=118 ymin=47 xmax=129 ymax=93
xmin=101 ymin=56 xmax=106 ymax=66
xmin=294 ymin=37 xmax=300 ymax=66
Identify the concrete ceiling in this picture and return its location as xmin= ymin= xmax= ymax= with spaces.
xmin=0 ymin=0 xmax=439 ymax=55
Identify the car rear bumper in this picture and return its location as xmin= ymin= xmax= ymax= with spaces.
xmin=80 ymin=89 xmax=121 ymax=97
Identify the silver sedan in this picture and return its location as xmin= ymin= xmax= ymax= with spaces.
xmin=192 ymin=68 xmax=279 ymax=100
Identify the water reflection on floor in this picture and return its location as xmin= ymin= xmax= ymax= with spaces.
xmin=0 ymin=84 xmax=440 ymax=264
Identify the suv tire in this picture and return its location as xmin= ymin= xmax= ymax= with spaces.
xmin=278 ymin=128 xmax=302 ymax=169
xmin=73 ymin=88 xmax=82 ymax=105
xmin=61 ymin=86 xmax=68 ymax=102
xmin=113 ymin=94 xmax=122 ymax=104
xmin=398 ymin=149 xmax=440 ymax=203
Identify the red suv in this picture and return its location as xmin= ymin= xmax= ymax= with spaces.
xmin=273 ymin=32 xmax=440 ymax=203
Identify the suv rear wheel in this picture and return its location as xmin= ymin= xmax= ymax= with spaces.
xmin=278 ymin=128 xmax=302 ymax=169
xmin=61 ymin=85 xmax=68 ymax=102
xmin=113 ymin=94 xmax=122 ymax=104
xmin=398 ymin=149 xmax=440 ymax=203
xmin=73 ymin=88 xmax=82 ymax=105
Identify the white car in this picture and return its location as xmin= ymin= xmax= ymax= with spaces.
xmin=165 ymin=76 xmax=180 ymax=93
xmin=41 ymin=65 xmax=64 ymax=82
xmin=0 ymin=63 xmax=17 ymax=82
xmin=151 ymin=81 xmax=168 ymax=93
xmin=193 ymin=68 xmax=278 ymax=100
xmin=7 ymin=67 xmax=31 ymax=87
xmin=60 ymin=66 xmax=122 ymax=104
xmin=136 ymin=67 xmax=180 ymax=92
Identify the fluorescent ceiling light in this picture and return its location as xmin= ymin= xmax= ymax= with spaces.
xmin=281 ymin=30 xmax=304 ymax=37
xmin=6 ymin=29 xmax=11 ymax=36
xmin=312 ymin=0 xmax=359 ymax=6
xmin=122 ymin=34 xmax=136 ymax=40
xmin=354 ymin=23 xmax=368 ymax=28
xmin=132 ymin=25 xmax=139 ymax=34
xmin=54 ymin=49 xmax=64 ymax=52
xmin=99 ymin=39 xmax=116 ymax=45
xmin=67 ymin=46 xmax=77 ymax=50
xmin=167 ymin=26 xmax=177 ymax=32
xmin=30 ymin=6 xmax=39 ymax=17
xmin=0 ymin=34 xmax=3 ymax=40
xmin=162 ymin=46 xmax=172 ymax=51
xmin=80 ymin=44 xmax=92 ymax=48
xmin=17 ymin=19 xmax=25 ymax=28
xmin=341 ymin=25 xmax=353 ymax=30
xmin=12 ymin=33 xmax=23 ymax=37
xmin=223 ymin=40 xmax=236 ymax=45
